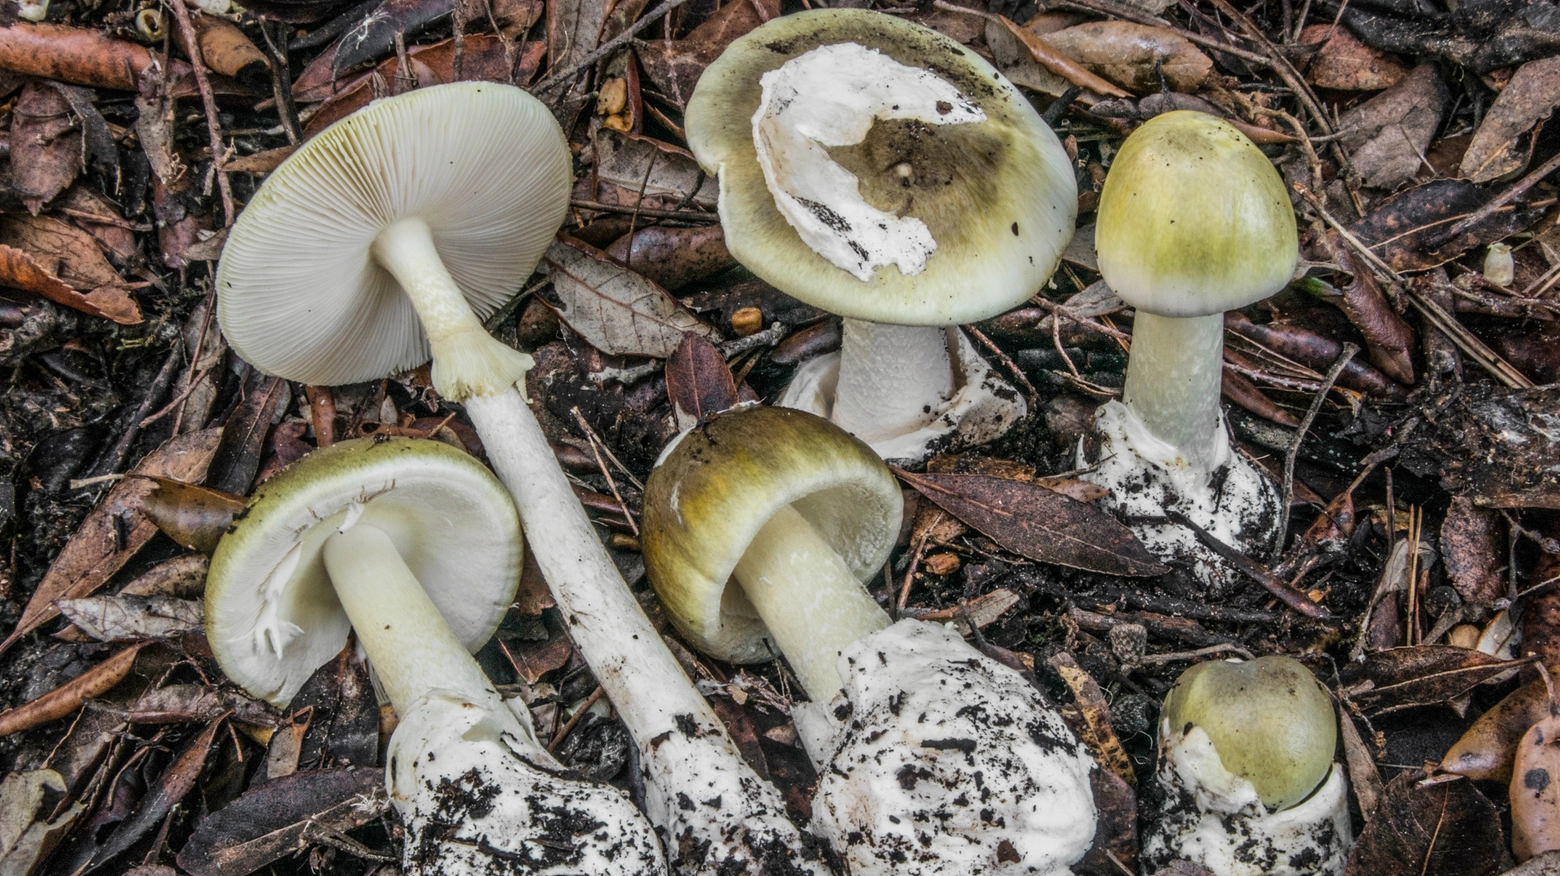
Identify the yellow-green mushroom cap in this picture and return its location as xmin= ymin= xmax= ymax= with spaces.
xmin=641 ymin=406 xmax=902 ymax=664
xmin=1161 ymin=654 xmax=1337 ymax=810
xmin=216 ymin=82 xmax=571 ymax=386
xmin=206 ymin=438 xmax=523 ymax=707
xmin=685 ymin=9 xmax=1077 ymax=327
xmin=1095 ymin=110 xmax=1298 ymax=317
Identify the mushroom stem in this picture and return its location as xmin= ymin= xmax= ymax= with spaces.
xmin=832 ymin=319 xmax=955 ymax=444
xmin=464 ymin=389 xmax=824 ymax=875
xmin=732 ymin=504 xmax=891 ymax=700
xmin=1122 ymin=311 xmax=1227 ymax=475
xmin=321 ymin=519 xmax=498 ymax=717
xmin=371 ymin=218 xmax=535 ymax=402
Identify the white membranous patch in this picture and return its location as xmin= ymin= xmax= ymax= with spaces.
xmin=752 ymin=43 xmax=985 ymax=281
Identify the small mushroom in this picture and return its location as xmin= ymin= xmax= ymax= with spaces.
xmin=643 ymin=405 xmax=1097 ymax=875
xmin=1144 ymin=655 xmax=1352 ymax=876
xmin=685 ymin=10 xmax=1077 ymax=463
xmin=206 ymin=438 xmax=666 ymax=876
xmin=217 ymin=82 xmax=821 ymax=876
xmin=1081 ymin=110 xmax=1295 ymax=583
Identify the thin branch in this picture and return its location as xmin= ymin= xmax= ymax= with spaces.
xmin=1273 ymin=342 xmax=1356 ymax=559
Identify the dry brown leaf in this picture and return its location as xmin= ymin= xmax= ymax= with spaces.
xmin=0 ymin=642 xmax=147 ymax=737
xmin=665 ymin=332 xmax=737 ymax=430
xmin=998 ymin=15 xmax=1131 ymax=98
xmin=57 ymin=187 xmax=137 ymax=264
xmin=543 ymin=237 xmax=719 ymax=358
xmin=592 ymin=127 xmax=717 ymax=209
xmin=1440 ymin=497 xmax=1506 ymax=606
xmin=0 ymin=428 xmax=221 ymax=655
xmin=1338 ymin=64 xmax=1448 ymax=189
xmin=1443 ymin=675 xmax=1553 ymax=782
xmin=0 ymin=244 xmax=139 ymax=324
xmin=1042 ymin=22 xmax=1213 ymax=93
xmin=1300 ymin=23 xmax=1409 ymax=90
xmin=138 ymin=476 xmax=246 ymax=553
xmin=1345 ymin=772 xmax=1504 ymax=876
xmin=57 ymin=595 xmax=204 ymax=643
xmin=10 ymin=81 xmax=80 ymax=214
xmin=0 ymin=214 xmax=141 ymax=323
xmin=635 ymin=0 xmax=779 ymax=106
xmin=1514 ymin=711 xmax=1560 ymax=861
xmin=1461 ymin=57 xmax=1560 ymax=183
xmin=605 ymin=225 xmax=732 ymax=291
xmin=1048 ymin=651 xmax=1135 ymax=787
xmin=1331 ymin=231 xmax=1417 ymax=384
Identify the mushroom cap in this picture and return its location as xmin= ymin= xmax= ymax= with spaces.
xmin=1160 ymin=655 xmax=1336 ymax=810
xmin=207 ymin=438 xmax=523 ymax=707
xmin=685 ymin=9 xmax=1077 ymax=327
xmin=216 ymin=82 xmax=571 ymax=386
xmin=1094 ymin=110 xmax=1298 ymax=317
xmin=641 ymin=405 xmax=902 ymax=664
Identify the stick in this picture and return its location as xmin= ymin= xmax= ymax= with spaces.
xmin=1273 ymin=342 xmax=1356 ymax=559
xmin=531 ymin=0 xmax=698 ymax=92
xmin=168 ymin=0 xmax=234 ymax=225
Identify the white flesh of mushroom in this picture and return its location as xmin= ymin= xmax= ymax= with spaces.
xmin=319 ymin=513 xmax=666 ymax=876
xmin=721 ymin=504 xmax=1096 ymax=874
xmin=778 ymin=323 xmax=1026 ymax=464
xmin=752 ymin=42 xmax=985 ymax=282
xmin=1144 ymin=721 xmax=1351 ymax=876
xmin=755 ymin=42 xmax=1023 ymax=464
xmin=1081 ymin=399 xmax=1279 ymax=588
xmin=810 ymin=620 xmax=1097 ymax=876
xmin=463 ymin=392 xmax=830 ymax=876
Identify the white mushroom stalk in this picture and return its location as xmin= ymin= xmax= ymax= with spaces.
xmin=686 ymin=9 xmax=1076 ymax=464
xmin=1082 ymin=110 xmax=1297 ymax=583
xmin=216 ymin=82 xmax=821 ymax=876
xmin=205 ymin=439 xmax=666 ymax=876
xmin=1143 ymin=656 xmax=1352 ymax=876
xmin=643 ymin=406 xmax=1098 ymax=875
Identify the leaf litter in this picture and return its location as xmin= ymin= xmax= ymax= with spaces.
xmin=1 ymin=0 xmax=1560 ymax=871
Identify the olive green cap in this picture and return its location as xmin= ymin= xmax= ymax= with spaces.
xmin=206 ymin=438 xmax=523 ymax=707
xmin=1095 ymin=110 xmax=1297 ymax=317
xmin=1161 ymin=654 xmax=1337 ymax=810
xmin=685 ymin=9 xmax=1077 ymax=327
xmin=641 ymin=406 xmax=902 ymax=663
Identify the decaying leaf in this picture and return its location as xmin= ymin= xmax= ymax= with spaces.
xmin=0 ymin=769 xmax=86 ymax=876
xmin=1440 ymin=497 xmax=1507 ymax=606
xmin=119 ymin=554 xmax=210 ymax=599
xmin=1461 ymin=56 xmax=1560 ymax=183
xmin=605 ymin=225 xmax=733 ymax=291
xmin=1347 ymin=178 xmax=1546 ymax=272
xmin=1301 ymin=23 xmax=1409 ymax=90
xmin=1347 ymin=645 xmax=1520 ymax=713
xmin=10 ymin=81 xmax=81 ymax=213
xmin=1345 ymin=771 xmax=1504 ymax=876
xmin=56 ymin=595 xmax=203 ymax=643
xmin=88 ymin=716 xmax=225 ymax=872
xmin=665 ymin=332 xmax=737 ymax=430
xmin=1331 ymin=233 xmax=1417 ymax=384
xmin=1445 ymin=676 xmax=1554 ymax=782
xmin=543 ymin=237 xmax=720 ymax=358
xmin=1336 ymin=64 xmax=1447 ymax=189
xmin=0 ymin=427 xmax=221 ymax=654
xmin=126 ymin=683 xmax=278 ymax=727
xmin=1514 ymin=710 xmax=1560 ymax=861
xmin=1399 ymin=384 xmax=1560 ymax=508
xmin=206 ymin=373 xmax=290 ymax=496
xmin=176 ymin=769 xmax=390 ymax=876
xmin=894 ymin=470 xmax=1168 ymax=577
xmin=634 ymin=0 xmax=780 ymax=106
xmin=0 ymin=642 xmax=147 ymax=737
xmin=1048 ymin=651 xmax=1134 ymax=787
xmin=0 ymin=215 xmax=141 ymax=323
xmin=138 ymin=476 xmax=247 ymax=553
xmin=591 ymin=128 xmax=718 ymax=209
xmin=1042 ymin=21 xmax=1213 ymax=93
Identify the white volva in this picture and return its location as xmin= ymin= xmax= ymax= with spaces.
xmin=752 ymin=43 xmax=985 ymax=281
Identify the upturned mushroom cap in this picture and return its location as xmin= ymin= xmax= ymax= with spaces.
xmin=207 ymin=438 xmax=523 ymax=707
xmin=216 ymin=82 xmax=571 ymax=386
xmin=641 ymin=405 xmax=902 ymax=663
xmin=685 ymin=9 xmax=1076 ymax=327
xmin=1095 ymin=110 xmax=1298 ymax=317
xmin=1161 ymin=655 xmax=1336 ymax=810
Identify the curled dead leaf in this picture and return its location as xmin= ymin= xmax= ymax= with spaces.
xmin=1461 ymin=56 xmax=1560 ymax=183
xmin=1445 ymin=676 xmax=1555 ymax=782
xmin=1042 ymin=21 xmax=1213 ymax=93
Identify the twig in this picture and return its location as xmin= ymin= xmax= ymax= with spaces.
xmin=1430 ymin=150 xmax=1560 ymax=247
xmin=569 ymin=407 xmax=644 ymax=491
xmin=1273 ymin=342 xmax=1357 ymax=559
xmin=571 ymin=406 xmax=638 ymax=536
xmin=256 ymin=18 xmax=301 ymax=144
xmin=531 ymin=0 xmax=698 ymax=92
xmin=1161 ymin=509 xmax=1330 ymax=618
xmin=1135 ymin=642 xmax=1255 ymax=665
xmin=569 ymin=199 xmax=718 ymax=222
xmin=964 ymin=324 xmax=1038 ymax=411
xmin=88 ymin=338 xmax=184 ymax=479
xmin=548 ymin=685 xmax=605 ymax=752
xmin=168 ymin=0 xmax=234 ymax=225
xmin=1405 ymin=289 xmax=1535 ymax=389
